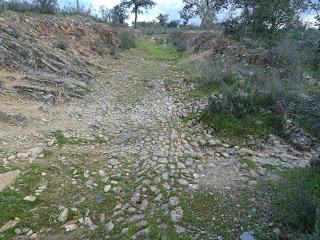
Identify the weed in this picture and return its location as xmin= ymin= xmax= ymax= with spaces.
xmin=241 ymin=158 xmax=257 ymax=169
xmin=42 ymin=149 xmax=55 ymax=158
xmin=55 ymin=40 xmax=68 ymax=50
xmin=262 ymin=164 xmax=277 ymax=171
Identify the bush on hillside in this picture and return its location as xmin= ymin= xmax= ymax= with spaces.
xmin=169 ymin=32 xmax=187 ymax=52
xmin=55 ymin=40 xmax=69 ymax=50
xmin=198 ymin=59 xmax=240 ymax=87
xmin=207 ymin=86 xmax=258 ymax=119
xmin=119 ymin=31 xmax=136 ymax=50
xmin=94 ymin=42 xmax=108 ymax=55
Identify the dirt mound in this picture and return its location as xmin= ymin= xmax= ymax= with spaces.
xmin=177 ymin=31 xmax=268 ymax=65
xmin=0 ymin=13 xmax=119 ymax=102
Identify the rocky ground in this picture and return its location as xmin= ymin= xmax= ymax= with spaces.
xmin=0 ymin=31 xmax=316 ymax=239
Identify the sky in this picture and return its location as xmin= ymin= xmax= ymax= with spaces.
xmin=58 ymin=0 xmax=318 ymax=27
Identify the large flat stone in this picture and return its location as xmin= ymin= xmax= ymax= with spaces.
xmin=0 ymin=170 xmax=20 ymax=192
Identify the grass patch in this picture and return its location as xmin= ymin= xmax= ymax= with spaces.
xmin=305 ymin=63 xmax=320 ymax=81
xmin=136 ymin=38 xmax=187 ymax=61
xmin=200 ymin=112 xmax=273 ymax=138
xmin=188 ymin=84 xmax=220 ymax=99
xmin=178 ymin=190 xmax=278 ymax=239
xmin=52 ymin=131 xmax=107 ymax=146
xmin=0 ymin=165 xmax=47 ymax=238
xmin=241 ymin=158 xmax=257 ymax=169
xmin=262 ymin=167 xmax=320 ymax=238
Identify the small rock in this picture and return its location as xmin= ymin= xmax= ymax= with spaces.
xmin=23 ymin=196 xmax=36 ymax=202
xmin=0 ymin=170 xmax=20 ymax=192
xmin=140 ymin=199 xmax=148 ymax=211
xmin=30 ymin=233 xmax=38 ymax=239
xmin=95 ymin=194 xmax=105 ymax=203
xmin=128 ymin=214 xmax=144 ymax=222
xmin=0 ymin=218 xmax=20 ymax=233
xmin=171 ymin=207 xmax=183 ymax=223
xmin=104 ymin=185 xmax=111 ymax=193
xmin=310 ymin=153 xmax=320 ymax=168
xmin=121 ymin=228 xmax=129 ymax=234
xmin=64 ymin=223 xmax=77 ymax=232
xmin=178 ymin=179 xmax=188 ymax=186
xmin=105 ymin=221 xmax=114 ymax=233
xmin=98 ymin=170 xmax=106 ymax=177
xmin=169 ymin=196 xmax=179 ymax=206
xmin=100 ymin=213 xmax=106 ymax=223
xmin=136 ymin=220 xmax=148 ymax=229
xmin=175 ymin=225 xmax=186 ymax=234
xmin=240 ymin=232 xmax=255 ymax=240
xmin=58 ymin=208 xmax=69 ymax=222
xmin=162 ymin=172 xmax=169 ymax=181
xmin=109 ymin=159 xmax=119 ymax=166
xmin=238 ymin=148 xmax=253 ymax=156
xmin=134 ymin=228 xmax=149 ymax=237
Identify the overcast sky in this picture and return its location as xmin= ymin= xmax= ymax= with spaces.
xmin=59 ymin=0 xmax=318 ymax=27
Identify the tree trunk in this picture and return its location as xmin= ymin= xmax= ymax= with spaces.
xmin=1 ymin=0 xmax=4 ymax=11
xmin=76 ymin=0 xmax=80 ymax=13
xmin=134 ymin=7 xmax=138 ymax=29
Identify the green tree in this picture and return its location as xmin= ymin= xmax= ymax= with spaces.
xmin=157 ymin=13 xmax=169 ymax=28
xmin=180 ymin=0 xmax=227 ymax=29
xmin=111 ymin=4 xmax=128 ymax=25
xmin=33 ymin=0 xmax=58 ymax=13
xmin=230 ymin=0 xmax=308 ymax=43
xmin=168 ymin=20 xmax=180 ymax=28
xmin=0 ymin=0 xmax=4 ymax=12
xmin=121 ymin=0 xmax=155 ymax=29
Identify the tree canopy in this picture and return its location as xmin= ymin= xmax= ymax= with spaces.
xmin=180 ymin=0 xmax=228 ymax=29
xmin=157 ymin=13 xmax=169 ymax=28
xmin=121 ymin=0 xmax=155 ymax=29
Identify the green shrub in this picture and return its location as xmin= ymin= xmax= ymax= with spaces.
xmin=119 ymin=31 xmax=136 ymax=50
xmin=197 ymin=61 xmax=240 ymax=88
xmin=55 ymin=40 xmax=68 ymax=50
xmin=6 ymin=0 xmax=34 ymax=12
xmin=175 ymin=40 xmax=186 ymax=52
xmin=206 ymin=86 xmax=258 ymax=119
xmin=168 ymin=31 xmax=186 ymax=52
xmin=268 ymin=167 xmax=320 ymax=235
xmin=94 ymin=42 xmax=108 ymax=55
xmin=109 ymin=47 xmax=118 ymax=57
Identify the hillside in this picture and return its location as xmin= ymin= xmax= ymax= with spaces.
xmin=0 ymin=13 xmax=118 ymax=101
